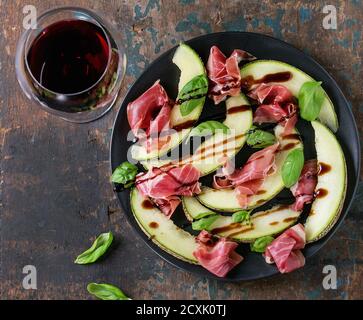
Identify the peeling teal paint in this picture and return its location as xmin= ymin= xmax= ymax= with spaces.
xmin=125 ymin=29 xmax=149 ymax=77
xmin=352 ymin=30 xmax=361 ymax=51
xmin=306 ymin=288 xmax=322 ymax=299
xmin=207 ymin=279 xmax=218 ymax=299
xmin=223 ymin=16 xmax=247 ymax=31
xmin=251 ymin=17 xmax=259 ymax=29
xmin=191 ymin=278 xmax=207 ymax=298
xmin=171 ymin=38 xmax=177 ymax=45
xmin=263 ymin=9 xmax=285 ymax=39
xmin=344 ymin=18 xmax=357 ymax=28
xmin=147 ymin=27 xmax=164 ymax=54
xmin=299 ymin=7 xmax=312 ymax=23
xmin=351 ymin=0 xmax=361 ymax=6
xmin=289 ymin=25 xmax=297 ymax=33
xmin=175 ymin=12 xmax=212 ymax=33
xmin=134 ymin=0 xmax=160 ymax=21
xmin=334 ymin=38 xmax=350 ymax=49
xmin=179 ymin=0 xmax=195 ymax=4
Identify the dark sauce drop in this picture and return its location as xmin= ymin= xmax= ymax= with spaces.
xmin=282 ymin=133 xmax=301 ymax=141
xmin=210 ymin=223 xmax=243 ymax=235
xmin=227 ymin=105 xmax=250 ymax=115
xmin=149 ymin=222 xmax=159 ymax=229
xmin=269 ymin=221 xmax=279 ymax=225
xmin=315 ymin=188 xmax=329 ymax=199
xmin=280 ymin=142 xmax=299 ymax=151
xmin=241 ymin=72 xmax=292 ymax=90
xmin=172 ymin=120 xmax=196 ymax=131
xmin=318 ymin=162 xmax=332 ymax=176
xmin=256 ymin=190 xmax=266 ymax=195
xmin=283 ymin=217 xmax=296 ymax=223
xmin=142 ymin=199 xmax=154 ymax=209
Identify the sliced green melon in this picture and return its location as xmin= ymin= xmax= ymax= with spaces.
xmin=189 ymin=203 xmax=300 ymax=242
xmin=130 ymin=188 xmax=199 ymax=263
xmin=142 ymin=94 xmax=253 ymax=175
xmin=240 ymin=60 xmax=339 ymax=132
xmin=182 ymin=196 xmax=216 ymax=221
xmin=305 ymin=121 xmax=347 ymax=242
xmin=131 ymin=43 xmax=206 ymax=161
xmin=197 ymin=125 xmax=303 ymax=212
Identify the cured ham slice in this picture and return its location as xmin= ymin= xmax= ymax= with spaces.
xmin=290 ymin=160 xmax=318 ymax=211
xmin=207 ymin=46 xmax=255 ymax=104
xmin=153 ymin=196 xmax=181 ymax=218
xmin=127 ymin=80 xmax=172 ymax=149
xmin=193 ymin=231 xmax=243 ymax=277
xmin=136 ymin=164 xmax=201 ymax=217
xmin=213 ymin=143 xmax=279 ymax=207
xmin=249 ymin=84 xmax=298 ymax=135
xmin=264 ymin=224 xmax=306 ymax=273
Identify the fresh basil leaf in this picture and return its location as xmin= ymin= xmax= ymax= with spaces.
xmin=194 ymin=212 xmax=216 ymax=220
xmin=87 ymin=283 xmax=130 ymax=300
xmin=177 ymin=74 xmax=208 ymax=102
xmin=75 ymin=232 xmax=113 ymax=264
xmin=180 ymin=97 xmax=205 ymax=116
xmin=111 ymin=161 xmax=138 ymax=185
xmin=192 ymin=215 xmax=219 ymax=231
xmin=250 ymin=236 xmax=274 ymax=253
xmin=281 ymin=148 xmax=305 ymax=188
xmin=232 ymin=210 xmax=252 ymax=224
xmin=190 ymin=120 xmax=230 ymax=137
xmin=247 ymin=126 xmax=276 ymax=148
xmin=298 ymin=81 xmax=325 ymax=121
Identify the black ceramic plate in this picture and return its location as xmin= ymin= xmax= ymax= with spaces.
xmin=110 ymin=32 xmax=360 ymax=281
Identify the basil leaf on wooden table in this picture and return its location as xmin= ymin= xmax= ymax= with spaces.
xmin=192 ymin=215 xmax=219 ymax=231
xmin=298 ymin=81 xmax=325 ymax=121
xmin=250 ymin=236 xmax=274 ymax=253
xmin=232 ymin=210 xmax=252 ymax=224
xmin=190 ymin=120 xmax=229 ymax=137
xmin=177 ymin=74 xmax=208 ymax=102
xmin=247 ymin=126 xmax=276 ymax=148
xmin=180 ymin=97 xmax=205 ymax=117
xmin=111 ymin=161 xmax=138 ymax=186
xmin=87 ymin=283 xmax=130 ymax=300
xmin=75 ymin=232 xmax=113 ymax=264
xmin=281 ymin=148 xmax=305 ymax=188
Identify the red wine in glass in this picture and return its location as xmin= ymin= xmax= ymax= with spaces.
xmin=27 ymin=20 xmax=110 ymax=95
xmin=16 ymin=7 xmax=126 ymax=122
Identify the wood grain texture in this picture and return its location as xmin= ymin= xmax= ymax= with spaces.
xmin=0 ymin=0 xmax=362 ymax=300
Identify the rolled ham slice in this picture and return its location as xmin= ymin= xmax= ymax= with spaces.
xmin=249 ymin=84 xmax=298 ymax=135
xmin=264 ymin=224 xmax=306 ymax=273
xmin=213 ymin=143 xmax=279 ymax=207
xmin=136 ymin=164 xmax=201 ymax=217
xmin=127 ymin=80 xmax=172 ymax=150
xmin=207 ymin=46 xmax=255 ymax=104
xmin=193 ymin=231 xmax=243 ymax=277
xmin=290 ymin=160 xmax=318 ymax=211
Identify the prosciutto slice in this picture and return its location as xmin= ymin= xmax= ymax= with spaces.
xmin=213 ymin=143 xmax=279 ymax=207
xmin=127 ymin=80 xmax=172 ymax=149
xmin=136 ymin=164 xmax=201 ymax=217
xmin=290 ymin=159 xmax=318 ymax=211
xmin=249 ymin=84 xmax=298 ymax=135
xmin=207 ymin=46 xmax=255 ymax=104
xmin=264 ymin=224 xmax=306 ymax=273
xmin=193 ymin=231 xmax=243 ymax=277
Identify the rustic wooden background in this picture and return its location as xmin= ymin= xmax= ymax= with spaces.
xmin=0 ymin=0 xmax=362 ymax=300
